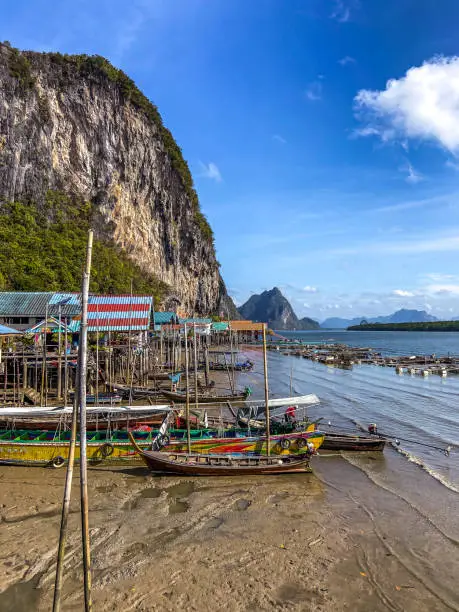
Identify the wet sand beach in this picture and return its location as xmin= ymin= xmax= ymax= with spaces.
xmin=1 ymin=345 xmax=459 ymax=611
xmin=1 ymin=447 xmax=458 ymax=611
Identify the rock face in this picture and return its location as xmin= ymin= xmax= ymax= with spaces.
xmin=0 ymin=44 xmax=232 ymax=315
xmin=238 ymin=287 xmax=319 ymax=330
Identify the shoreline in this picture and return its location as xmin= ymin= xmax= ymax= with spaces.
xmin=0 ymin=448 xmax=458 ymax=611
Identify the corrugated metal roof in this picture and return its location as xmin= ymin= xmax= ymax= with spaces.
xmin=85 ymin=295 xmax=152 ymax=332
xmin=154 ymin=312 xmax=176 ymax=324
xmin=212 ymin=322 xmax=229 ymax=331
xmin=0 ymin=292 xmax=153 ymax=332
xmin=0 ymin=292 xmax=80 ymax=316
xmin=88 ymin=295 xmax=153 ymax=305
xmin=49 ymin=293 xmax=81 ymax=313
xmin=180 ymin=318 xmax=212 ymax=325
xmin=0 ymin=292 xmax=53 ymax=315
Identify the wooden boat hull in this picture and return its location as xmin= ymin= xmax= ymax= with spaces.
xmin=0 ymin=427 xmax=324 ymax=468
xmin=0 ymin=430 xmax=156 ymax=467
xmin=321 ymin=433 xmax=386 ymax=451
xmin=0 ymin=440 xmax=147 ymax=467
xmin=129 ymin=434 xmax=312 ymax=475
xmin=0 ymin=412 xmax=168 ymax=431
xmin=162 ymin=390 xmax=248 ymax=404
xmin=163 ymin=431 xmax=324 ymax=455
xmin=70 ymin=393 xmax=122 ymax=404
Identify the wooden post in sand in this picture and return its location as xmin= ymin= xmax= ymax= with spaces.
xmin=53 ymin=230 xmax=93 ymax=612
xmin=184 ymin=323 xmax=191 ymax=453
xmin=262 ymin=323 xmax=271 ymax=456
xmin=79 ymin=230 xmax=94 ymax=611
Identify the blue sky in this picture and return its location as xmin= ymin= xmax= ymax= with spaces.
xmin=5 ymin=0 xmax=459 ymax=321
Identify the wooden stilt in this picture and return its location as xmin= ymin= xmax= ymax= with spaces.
xmin=79 ymin=230 xmax=94 ymax=612
xmin=262 ymin=323 xmax=271 ymax=456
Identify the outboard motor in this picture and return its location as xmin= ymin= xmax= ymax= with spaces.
xmin=368 ymin=423 xmax=378 ymax=435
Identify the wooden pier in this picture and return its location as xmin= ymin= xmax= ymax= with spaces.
xmin=266 ymin=341 xmax=459 ymax=378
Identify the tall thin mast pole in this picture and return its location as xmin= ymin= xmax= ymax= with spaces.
xmin=193 ymin=324 xmax=199 ymax=418
xmin=53 ymin=236 xmax=93 ymax=612
xmin=40 ymin=303 xmax=48 ymax=406
xmin=95 ymin=305 xmax=99 ymax=405
xmin=79 ymin=230 xmax=93 ymax=611
xmin=64 ymin=316 xmax=68 ymax=405
xmin=52 ymin=359 xmax=79 ymax=612
xmin=57 ymin=303 xmax=62 ymax=400
xmin=262 ymin=323 xmax=270 ymax=456
xmin=184 ymin=323 xmax=191 ymax=453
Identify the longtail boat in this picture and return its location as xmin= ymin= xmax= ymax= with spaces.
xmin=148 ymin=371 xmax=183 ymax=380
xmin=128 ymin=432 xmax=313 ymax=475
xmin=321 ymin=432 xmax=386 ymax=451
xmin=0 ymin=426 xmax=324 ymax=467
xmin=107 ymin=382 xmax=163 ymax=399
xmin=0 ymin=405 xmax=171 ymax=431
xmin=162 ymin=388 xmax=250 ymax=404
xmin=161 ymin=429 xmax=324 ymax=455
xmin=0 ymin=429 xmax=156 ymax=467
xmin=70 ymin=392 xmax=122 ymax=404
xmin=206 ymin=360 xmax=254 ymax=372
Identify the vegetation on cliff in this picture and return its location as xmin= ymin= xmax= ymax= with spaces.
xmin=0 ymin=192 xmax=168 ymax=302
xmin=3 ymin=43 xmax=214 ymax=245
xmin=46 ymin=53 xmax=215 ymax=245
xmin=348 ymin=321 xmax=459 ymax=331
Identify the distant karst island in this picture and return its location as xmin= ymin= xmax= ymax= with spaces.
xmin=238 ymin=287 xmax=320 ymax=330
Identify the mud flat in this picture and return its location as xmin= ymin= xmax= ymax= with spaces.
xmin=0 ymin=446 xmax=458 ymax=611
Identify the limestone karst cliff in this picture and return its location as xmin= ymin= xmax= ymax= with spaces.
xmin=0 ymin=42 xmax=233 ymax=315
xmin=238 ymin=287 xmax=319 ymax=330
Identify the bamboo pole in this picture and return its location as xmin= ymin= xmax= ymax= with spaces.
xmin=57 ymin=303 xmax=62 ymax=399
xmin=79 ymin=230 xmax=94 ymax=611
xmin=184 ymin=323 xmax=191 ymax=453
xmin=64 ymin=321 xmax=68 ymax=405
xmin=53 ymin=234 xmax=93 ymax=612
xmin=52 ymin=375 xmax=79 ymax=612
xmin=262 ymin=324 xmax=271 ymax=456
xmin=95 ymin=305 xmax=99 ymax=405
xmin=40 ymin=303 xmax=48 ymax=406
xmin=193 ymin=324 xmax=199 ymax=416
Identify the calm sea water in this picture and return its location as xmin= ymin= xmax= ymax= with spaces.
xmin=239 ymin=331 xmax=459 ymax=492
xmin=277 ymin=329 xmax=459 ymax=357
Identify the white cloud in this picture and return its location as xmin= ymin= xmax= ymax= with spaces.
xmin=426 ymin=284 xmax=459 ymax=295
xmin=331 ymin=232 xmax=459 ymax=256
xmin=446 ymin=160 xmax=459 ymax=171
xmin=401 ymin=161 xmax=423 ymax=184
xmin=392 ymin=289 xmax=414 ymax=297
xmin=198 ymin=161 xmax=222 ymax=182
xmin=374 ymin=193 xmax=452 ymax=214
xmin=272 ymin=134 xmax=287 ymax=144
xmin=303 ymin=286 xmax=318 ymax=293
xmin=338 ymin=55 xmax=355 ymax=66
xmin=330 ymin=0 xmax=351 ymax=22
xmin=355 ymin=56 xmax=459 ymax=152
xmin=305 ymin=82 xmax=322 ymax=101
xmin=424 ymin=273 xmax=455 ymax=282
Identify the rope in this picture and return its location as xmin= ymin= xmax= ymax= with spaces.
xmin=320 ymin=421 xmax=454 ymax=454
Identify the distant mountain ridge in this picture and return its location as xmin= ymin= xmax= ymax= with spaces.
xmin=238 ymin=287 xmax=320 ymax=330
xmin=321 ymin=309 xmax=438 ymax=329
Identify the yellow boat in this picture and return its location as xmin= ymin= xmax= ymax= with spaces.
xmin=0 ymin=430 xmax=149 ymax=467
xmin=0 ymin=428 xmax=324 ymax=468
